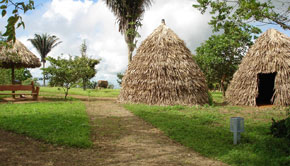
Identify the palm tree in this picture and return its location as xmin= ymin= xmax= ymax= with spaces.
xmin=28 ymin=34 xmax=62 ymax=86
xmin=104 ymin=0 xmax=152 ymax=64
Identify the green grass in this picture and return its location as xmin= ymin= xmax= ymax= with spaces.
xmin=0 ymin=101 xmax=92 ymax=148
xmin=40 ymin=87 xmax=120 ymax=98
xmin=124 ymin=92 xmax=290 ymax=166
xmin=211 ymin=91 xmax=224 ymax=104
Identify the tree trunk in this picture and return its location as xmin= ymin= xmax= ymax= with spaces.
xmin=43 ymin=62 xmax=46 ymax=86
xmin=83 ymin=79 xmax=87 ymax=90
xmin=128 ymin=49 xmax=133 ymax=63
xmin=65 ymin=88 xmax=69 ymax=99
xmin=221 ymin=75 xmax=226 ymax=97
xmin=125 ymin=29 xmax=135 ymax=64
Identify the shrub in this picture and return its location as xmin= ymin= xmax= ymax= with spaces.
xmin=270 ymin=117 xmax=290 ymax=140
xmin=208 ymin=91 xmax=213 ymax=106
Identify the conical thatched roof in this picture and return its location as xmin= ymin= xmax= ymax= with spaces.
xmin=226 ymin=29 xmax=290 ymax=106
xmin=0 ymin=40 xmax=41 ymax=68
xmin=118 ymin=20 xmax=209 ymax=106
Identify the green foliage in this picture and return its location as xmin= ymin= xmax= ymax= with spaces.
xmin=43 ymin=56 xmax=81 ymax=99
xmin=0 ymin=101 xmax=92 ymax=148
xmin=28 ymin=33 xmax=62 ymax=86
xmin=125 ymin=98 xmax=290 ymax=165
xmin=193 ymin=0 xmax=289 ymax=31
xmin=86 ymin=80 xmax=98 ymax=89
xmin=0 ymin=0 xmax=35 ymax=42
xmin=43 ymin=56 xmax=100 ymax=99
xmin=76 ymin=40 xmax=100 ymax=90
xmin=207 ymin=91 xmax=213 ymax=106
xmin=0 ymin=68 xmax=32 ymax=84
xmin=117 ymin=72 xmax=124 ymax=86
xmin=194 ymin=31 xmax=250 ymax=95
xmin=104 ymin=0 xmax=152 ymax=62
xmin=271 ymin=117 xmax=290 ymax=140
xmin=28 ymin=34 xmax=62 ymax=63
xmin=22 ymin=77 xmax=39 ymax=86
xmin=107 ymin=83 xmax=114 ymax=89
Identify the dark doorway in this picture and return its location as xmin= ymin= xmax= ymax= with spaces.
xmin=256 ymin=72 xmax=276 ymax=105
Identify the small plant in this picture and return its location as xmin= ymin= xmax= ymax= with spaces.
xmin=208 ymin=91 xmax=213 ymax=106
xmin=270 ymin=117 xmax=290 ymax=140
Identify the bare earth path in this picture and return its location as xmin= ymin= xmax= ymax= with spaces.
xmin=0 ymin=97 xmax=226 ymax=166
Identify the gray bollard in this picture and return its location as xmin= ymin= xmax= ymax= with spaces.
xmin=230 ymin=117 xmax=244 ymax=144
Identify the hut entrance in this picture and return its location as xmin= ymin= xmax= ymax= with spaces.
xmin=256 ymin=72 xmax=276 ymax=105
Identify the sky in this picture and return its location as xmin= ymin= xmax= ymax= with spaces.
xmin=0 ymin=0 xmax=289 ymax=88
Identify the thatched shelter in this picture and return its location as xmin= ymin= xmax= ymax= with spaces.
xmin=0 ymin=40 xmax=41 ymax=83
xmin=226 ymin=29 xmax=290 ymax=106
xmin=118 ymin=20 xmax=209 ymax=106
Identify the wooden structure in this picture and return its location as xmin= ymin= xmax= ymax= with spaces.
xmin=0 ymin=81 xmax=40 ymax=100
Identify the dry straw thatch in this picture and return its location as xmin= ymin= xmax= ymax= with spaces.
xmin=226 ymin=29 xmax=290 ymax=106
xmin=0 ymin=40 xmax=41 ymax=68
xmin=118 ymin=20 xmax=209 ymax=106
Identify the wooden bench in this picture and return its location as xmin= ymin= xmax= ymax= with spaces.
xmin=0 ymin=81 xmax=40 ymax=100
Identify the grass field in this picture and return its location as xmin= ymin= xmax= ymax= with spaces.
xmin=40 ymin=87 xmax=120 ymax=98
xmin=0 ymin=101 xmax=92 ymax=148
xmin=1 ymin=89 xmax=289 ymax=165
xmin=125 ymin=92 xmax=290 ymax=166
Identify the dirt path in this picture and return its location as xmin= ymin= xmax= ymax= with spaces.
xmin=0 ymin=97 xmax=226 ymax=166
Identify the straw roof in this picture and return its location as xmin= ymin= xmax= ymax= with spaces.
xmin=0 ymin=40 xmax=41 ymax=68
xmin=226 ymin=29 xmax=290 ymax=106
xmin=118 ymin=20 xmax=209 ymax=106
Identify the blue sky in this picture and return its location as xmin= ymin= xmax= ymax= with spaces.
xmin=1 ymin=0 xmax=289 ymax=88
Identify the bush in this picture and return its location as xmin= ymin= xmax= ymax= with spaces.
xmin=270 ymin=116 xmax=290 ymax=140
xmin=208 ymin=91 xmax=213 ymax=105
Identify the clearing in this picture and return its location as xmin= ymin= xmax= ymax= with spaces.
xmin=0 ymin=97 xmax=226 ymax=166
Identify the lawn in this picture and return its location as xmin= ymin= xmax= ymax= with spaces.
xmin=124 ymin=92 xmax=290 ymax=166
xmin=0 ymin=101 xmax=92 ymax=148
xmin=40 ymin=87 xmax=120 ymax=98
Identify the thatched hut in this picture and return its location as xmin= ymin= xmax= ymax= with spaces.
xmin=118 ymin=20 xmax=209 ymax=106
xmin=0 ymin=40 xmax=41 ymax=83
xmin=226 ymin=29 xmax=290 ymax=106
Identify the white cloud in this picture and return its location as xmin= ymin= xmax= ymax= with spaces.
xmin=10 ymin=0 xmax=212 ymax=88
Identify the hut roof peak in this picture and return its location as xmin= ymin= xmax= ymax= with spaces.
xmin=161 ymin=19 xmax=166 ymax=25
xmin=262 ymin=28 xmax=289 ymax=42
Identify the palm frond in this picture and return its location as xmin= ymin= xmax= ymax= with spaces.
xmin=28 ymin=34 xmax=62 ymax=63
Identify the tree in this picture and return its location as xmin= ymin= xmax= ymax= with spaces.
xmin=193 ymin=0 xmax=289 ymax=31
xmin=43 ymin=56 xmax=80 ymax=99
xmin=28 ymin=33 xmax=62 ymax=86
xmin=0 ymin=0 xmax=35 ymax=42
xmin=194 ymin=32 xmax=249 ymax=95
xmin=193 ymin=0 xmax=289 ymax=95
xmin=86 ymin=80 xmax=98 ymax=89
xmin=104 ymin=0 xmax=153 ymax=64
xmin=117 ymin=72 xmax=124 ymax=86
xmin=0 ymin=68 xmax=32 ymax=85
xmin=76 ymin=40 xmax=100 ymax=90
xmin=43 ymin=54 xmax=100 ymax=99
